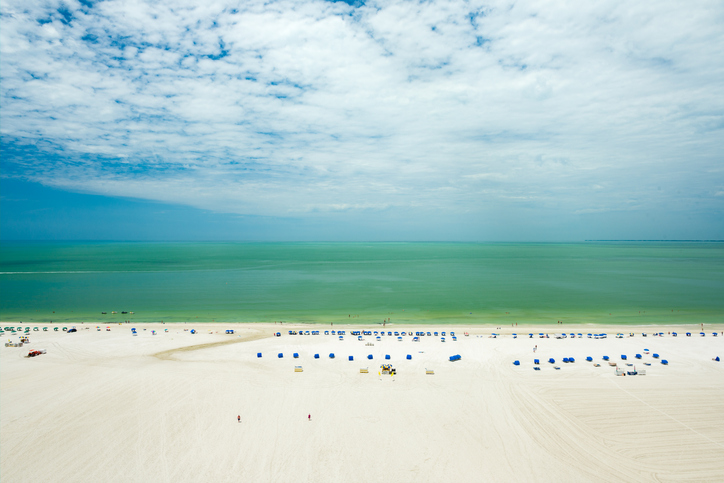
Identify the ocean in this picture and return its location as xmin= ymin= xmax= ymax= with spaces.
xmin=1 ymin=242 xmax=722 ymax=325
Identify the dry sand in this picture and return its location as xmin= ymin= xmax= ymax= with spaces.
xmin=2 ymin=322 xmax=724 ymax=482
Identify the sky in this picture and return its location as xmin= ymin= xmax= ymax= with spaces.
xmin=1 ymin=0 xmax=723 ymax=241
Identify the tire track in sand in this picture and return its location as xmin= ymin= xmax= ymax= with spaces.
xmin=153 ymin=330 xmax=270 ymax=361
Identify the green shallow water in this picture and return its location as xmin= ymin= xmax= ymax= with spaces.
xmin=1 ymin=242 xmax=723 ymax=325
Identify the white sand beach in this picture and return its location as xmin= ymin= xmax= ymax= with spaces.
xmin=2 ymin=322 xmax=723 ymax=482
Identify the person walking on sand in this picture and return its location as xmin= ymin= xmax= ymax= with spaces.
xmin=237 ymin=415 xmax=240 ymax=423
xmin=534 ymin=345 xmax=537 ymax=353
xmin=308 ymin=414 xmax=311 ymax=421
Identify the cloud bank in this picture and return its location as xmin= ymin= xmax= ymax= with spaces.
xmin=2 ymin=0 xmax=723 ymax=230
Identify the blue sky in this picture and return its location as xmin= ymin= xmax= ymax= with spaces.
xmin=1 ymin=0 xmax=723 ymax=241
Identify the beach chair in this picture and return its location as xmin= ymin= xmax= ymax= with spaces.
xmin=593 ymin=363 xmax=601 ymax=367
xmin=360 ymin=367 xmax=368 ymax=373
xmin=426 ymin=368 xmax=435 ymax=375
xmin=294 ymin=366 xmax=303 ymax=372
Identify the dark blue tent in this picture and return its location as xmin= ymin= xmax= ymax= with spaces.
xmin=367 ymin=354 xmax=373 ymax=360
xmin=406 ymin=354 xmax=412 ymax=360
xmin=534 ymin=359 xmax=540 ymax=364
xmin=548 ymin=358 xmax=555 ymax=364
xmin=385 ymin=354 xmax=390 ymax=360
xmin=513 ymin=360 xmax=520 ymax=366
xmin=603 ymin=356 xmax=609 ymax=360
xmin=686 ymin=332 xmax=691 ymax=336
xmin=569 ymin=357 xmax=575 ymax=363
xmin=563 ymin=358 xmax=569 ymax=363
xmin=314 ymin=354 xmax=319 ymax=359
xmin=661 ymin=359 xmax=669 ymax=365
xmin=586 ymin=356 xmax=593 ymax=362
xmin=293 ymin=353 xmax=299 ymax=358
xmin=257 ymin=352 xmax=262 ymax=358
xmin=636 ymin=354 xmax=642 ymax=359
xmin=329 ymin=353 xmax=335 ymax=359
xmin=278 ymin=353 xmax=283 ymax=358
xmin=621 ymin=355 xmax=627 ymax=360
xmin=672 ymin=332 xmax=677 ymax=336
xmin=653 ymin=353 xmax=659 ymax=358
xmin=449 ymin=354 xmax=461 ymax=362
xmin=349 ymin=355 xmax=354 ymax=361
xmin=715 ymin=356 xmax=720 ymax=362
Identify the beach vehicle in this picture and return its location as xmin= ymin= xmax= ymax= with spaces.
xmin=381 ymin=364 xmax=396 ymax=375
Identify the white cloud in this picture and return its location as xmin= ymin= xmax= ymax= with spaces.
xmin=1 ymin=0 xmax=723 ymax=222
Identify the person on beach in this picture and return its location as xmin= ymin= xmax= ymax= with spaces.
xmin=238 ymin=415 xmax=240 ymax=423
xmin=308 ymin=414 xmax=311 ymax=421
xmin=533 ymin=345 xmax=537 ymax=353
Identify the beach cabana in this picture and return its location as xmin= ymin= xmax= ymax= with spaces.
xmin=548 ymin=358 xmax=555 ymax=364
xmin=257 ymin=352 xmax=262 ymax=358
xmin=293 ymin=353 xmax=299 ymax=358
xmin=700 ymin=332 xmax=706 ymax=336
xmin=661 ymin=359 xmax=669 ymax=365
xmin=529 ymin=333 xmax=533 ymax=338
xmin=367 ymin=354 xmax=373 ymax=360
xmin=450 ymin=332 xmax=455 ymax=336
xmin=452 ymin=336 xmax=457 ymax=341
xmin=324 ymin=331 xmax=329 ymax=335
xmin=406 ymin=354 xmax=412 ymax=360
xmin=376 ymin=336 xmax=381 ymax=341
xmin=586 ymin=356 xmax=593 ymax=362
xmin=442 ymin=332 xmax=446 ymax=336
xmin=686 ymin=332 xmax=691 ymax=336
xmin=278 ymin=353 xmax=283 ymax=358
xmin=672 ymin=332 xmax=677 ymax=336
xmin=513 ymin=360 xmax=520 ymax=366
xmin=397 ymin=336 xmax=402 ymax=341
xmin=603 ymin=356 xmax=609 ymax=361
xmin=331 ymin=330 xmax=336 ymax=335
xmin=534 ymin=359 xmax=540 ymax=364
xmin=349 ymin=355 xmax=354 ymax=361
xmin=314 ymin=353 xmax=319 ymax=359
xmin=43 ymin=327 xmax=48 ymax=331
xmin=385 ymin=354 xmax=391 ymax=360
xmin=434 ymin=332 xmax=438 ymax=336
xmin=274 ymin=332 xmax=281 ymax=337
xmin=329 ymin=353 xmax=335 ymax=359
xmin=190 ymin=329 xmax=196 ymax=334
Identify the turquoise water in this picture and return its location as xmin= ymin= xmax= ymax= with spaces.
xmin=1 ymin=242 xmax=723 ymax=325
